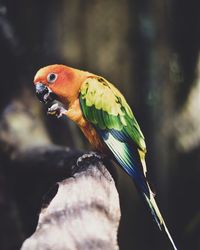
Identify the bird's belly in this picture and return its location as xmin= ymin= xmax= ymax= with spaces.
xmin=80 ymin=123 xmax=105 ymax=152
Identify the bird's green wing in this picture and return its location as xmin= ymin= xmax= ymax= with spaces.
xmin=80 ymin=76 xmax=146 ymax=152
xmin=79 ymin=76 xmax=150 ymax=194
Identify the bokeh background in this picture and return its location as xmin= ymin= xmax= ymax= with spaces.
xmin=0 ymin=0 xmax=200 ymax=249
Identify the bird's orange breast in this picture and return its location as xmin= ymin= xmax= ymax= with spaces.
xmin=65 ymin=99 xmax=105 ymax=151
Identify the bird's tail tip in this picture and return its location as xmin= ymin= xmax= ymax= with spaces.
xmin=162 ymin=222 xmax=178 ymax=250
xmin=144 ymin=193 xmax=178 ymax=250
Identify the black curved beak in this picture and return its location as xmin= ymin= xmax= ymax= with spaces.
xmin=35 ymin=83 xmax=57 ymax=104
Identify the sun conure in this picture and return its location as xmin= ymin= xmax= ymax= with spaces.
xmin=34 ymin=64 xmax=178 ymax=250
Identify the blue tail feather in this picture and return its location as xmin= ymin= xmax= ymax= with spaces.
xmin=99 ymin=129 xmax=178 ymax=250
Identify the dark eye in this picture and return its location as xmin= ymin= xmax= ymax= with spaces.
xmin=47 ymin=73 xmax=57 ymax=83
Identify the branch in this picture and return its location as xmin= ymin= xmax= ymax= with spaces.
xmin=21 ymin=152 xmax=121 ymax=250
xmin=0 ymin=95 xmax=120 ymax=250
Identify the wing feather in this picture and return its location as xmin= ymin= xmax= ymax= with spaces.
xmin=80 ymin=76 xmax=146 ymax=152
xmin=79 ymin=76 xmax=148 ymax=194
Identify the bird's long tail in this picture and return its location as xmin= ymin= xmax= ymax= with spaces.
xmin=143 ymin=185 xmax=178 ymax=250
xmin=99 ymin=130 xmax=178 ymax=249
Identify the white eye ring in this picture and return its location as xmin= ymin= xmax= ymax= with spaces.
xmin=47 ymin=73 xmax=57 ymax=83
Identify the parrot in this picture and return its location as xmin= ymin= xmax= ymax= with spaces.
xmin=34 ymin=64 xmax=178 ymax=250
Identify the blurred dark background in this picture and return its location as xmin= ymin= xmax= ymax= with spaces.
xmin=0 ymin=0 xmax=200 ymax=249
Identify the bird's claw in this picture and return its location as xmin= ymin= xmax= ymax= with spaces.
xmin=47 ymin=103 xmax=66 ymax=118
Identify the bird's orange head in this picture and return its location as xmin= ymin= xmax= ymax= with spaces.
xmin=34 ymin=64 xmax=90 ymax=106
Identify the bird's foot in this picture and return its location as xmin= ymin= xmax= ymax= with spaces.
xmin=47 ymin=102 xmax=67 ymax=118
